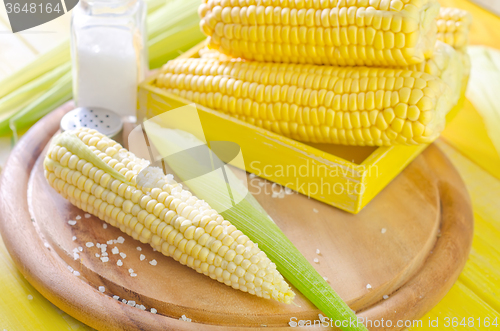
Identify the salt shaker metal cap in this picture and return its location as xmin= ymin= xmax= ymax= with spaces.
xmin=60 ymin=107 xmax=123 ymax=140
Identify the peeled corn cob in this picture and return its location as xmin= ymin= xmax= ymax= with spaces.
xmin=155 ymin=58 xmax=452 ymax=145
xmin=436 ymin=7 xmax=472 ymax=51
xmin=199 ymin=40 xmax=463 ymax=106
xmin=199 ymin=0 xmax=441 ymax=67
xmin=44 ymin=128 xmax=295 ymax=303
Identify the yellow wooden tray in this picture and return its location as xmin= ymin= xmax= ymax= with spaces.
xmin=138 ymin=43 xmax=466 ymax=214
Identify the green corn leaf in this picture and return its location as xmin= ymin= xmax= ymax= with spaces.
xmin=0 ymin=41 xmax=70 ymax=100
xmin=0 ymin=62 xmax=70 ymax=116
xmin=2 ymin=71 xmax=72 ymax=137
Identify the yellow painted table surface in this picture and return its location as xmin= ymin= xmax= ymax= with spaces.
xmin=1 ymin=0 xmax=500 ymax=330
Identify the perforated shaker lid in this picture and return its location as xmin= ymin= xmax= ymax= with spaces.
xmin=60 ymin=107 xmax=123 ymax=138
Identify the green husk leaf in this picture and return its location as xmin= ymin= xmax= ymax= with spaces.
xmin=143 ymin=124 xmax=368 ymax=331
xmin=145 ymin=0 xmax=167 ymax=14
xmin=466 ymin=46 xmax=500 ymax=157
xmin=0 ymin=41 xmax=70 ymax=100
xmin=1 ymin=71 xmax=72 ymax=137
xmin=148 ymin=22 xmax=205 ymax=69
xmin=0 ymin=62 xmax=70 ymax=117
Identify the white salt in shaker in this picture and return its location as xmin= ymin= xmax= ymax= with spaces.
xmin=70 ymin=0 xmax=147 ymax=117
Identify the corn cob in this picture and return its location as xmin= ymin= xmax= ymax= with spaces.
xmin=155 ymin=58 xmax=452 ymax=146
xmin=199 ymin=40 xmax=463 ymax=105
xmin=436 ymin=7 xmax=472 ymax=51
xmin=198 ymin=0 xmax=441 ymax=67
xmin=43 ymin=128 xmax=295 ymax=303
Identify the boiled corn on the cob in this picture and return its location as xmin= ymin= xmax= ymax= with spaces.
xmin=199 ymin=0 xmax=441 ymax=67
xmin=44 ymin=128 xmax=295 ymax=304
xmin=156 ymin=58 xmax=453 ymax=145
xmin=199 ymin=40 xmax=463 ymax=106
xmin=436 ymin=7 xmax=472 ymax=51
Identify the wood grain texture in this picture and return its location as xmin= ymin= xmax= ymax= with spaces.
xmin=0 ymin=104 xmax=473 ymax=330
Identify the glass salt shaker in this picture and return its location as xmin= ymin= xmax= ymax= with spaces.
xmin=70 ymin=0 xmax=147 ymax=117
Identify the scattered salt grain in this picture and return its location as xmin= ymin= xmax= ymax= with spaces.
xmin=381 ymin=228 xmax=387 ymax=234
xmin=313 ymin=208 xmax=319 ymax=213
xmin=313 ymin=258 xmax=319 ymax=263
xmin=44 ymin=242 xmax=50 ymax=248
xmin=137 ymin=305 xmax=146 ymax=310
xmin=152 ymin=248 xmax=156 ymax=252
xmin=179 ymin=315 xmax=191 ymax=322
xmin=113 ymin=295 xmax=120 ymax=300
xmin=102 ymin=223 xmax=108 ymax=229
xmin=122 ymin=299 xmax=127 ymax=304
xmin=72 ymin=236 xmax=77 ymax=241
xmin=120 ymin=252 xmax=126 ymax=259
xmin=323 ymin=277 xmax=328 ymax=282
xmin=100 ymin=257 xmax=109 ymax=262
xmin=117 ymin=236 xmax=125 ymax=244
xmin=68 ymin=220 xmax=77 ymax=226
xmin=136 ymin=247 xmax=142 ymax=251
xmin=95 ymin=253 xmax=100 ymax=258
xmin=75 ymin=215 xmax=81 ymax=220
xmin=112 ymin=247 xmax=119 ymax=254
xmin=366 ymin=284 xmax=372 ymax=289
xmin=84 ymin=213 xmax=91 ymax=218
xmin=140 ymin=254 xmax=145 ymax=261
xmin=107 ymin=240 xmax=114 ymax=245
xmin=150 ymin=308 xmax=157 ymax=314
xmin=73 ymin=253 xmax=79 ymax=260
xmin=117 ymin=260 xmax=123 ymax=266
xmin=27 ymin=295 xmax=33 ymax=300
xmin=67 ymin=266 xmax=74 ymax=272
xmin=98 ymin=286 xmax=105 ymax=293
xmin=102 ymin=252 xmax=108 ymax=257
xmin=128 ymin=268 xmax=134 ymax=273
xmin=149 ymin=259 xmax=157 ymax=266
xmin=130 ymin=273 xmax=137 ymax=277
xmin=316 ymin=249 xmax=320 ymax=255
xmin=96 ymin=243 xmax=101 ymax=248
xmin=249 ymin=173 xmax=256 ymax=178
xmin=383 ymin=295 xmax=389 ymax=300
xmin=78 ymin=247 xmax=83 ymax=252
xmin=73 ymin=271 xmax=80 ymax=276
xmin=86 ymin=242 xmax=94 ymax=248
xmin=127 ymin=300 xmax=136 ymax=307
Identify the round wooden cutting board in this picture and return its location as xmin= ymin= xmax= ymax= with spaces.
xmin=0 ymin=103 xmax=473 ymax=331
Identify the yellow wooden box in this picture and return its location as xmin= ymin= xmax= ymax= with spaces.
xmin=137 ymin=43 xmax=466 ymax=214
